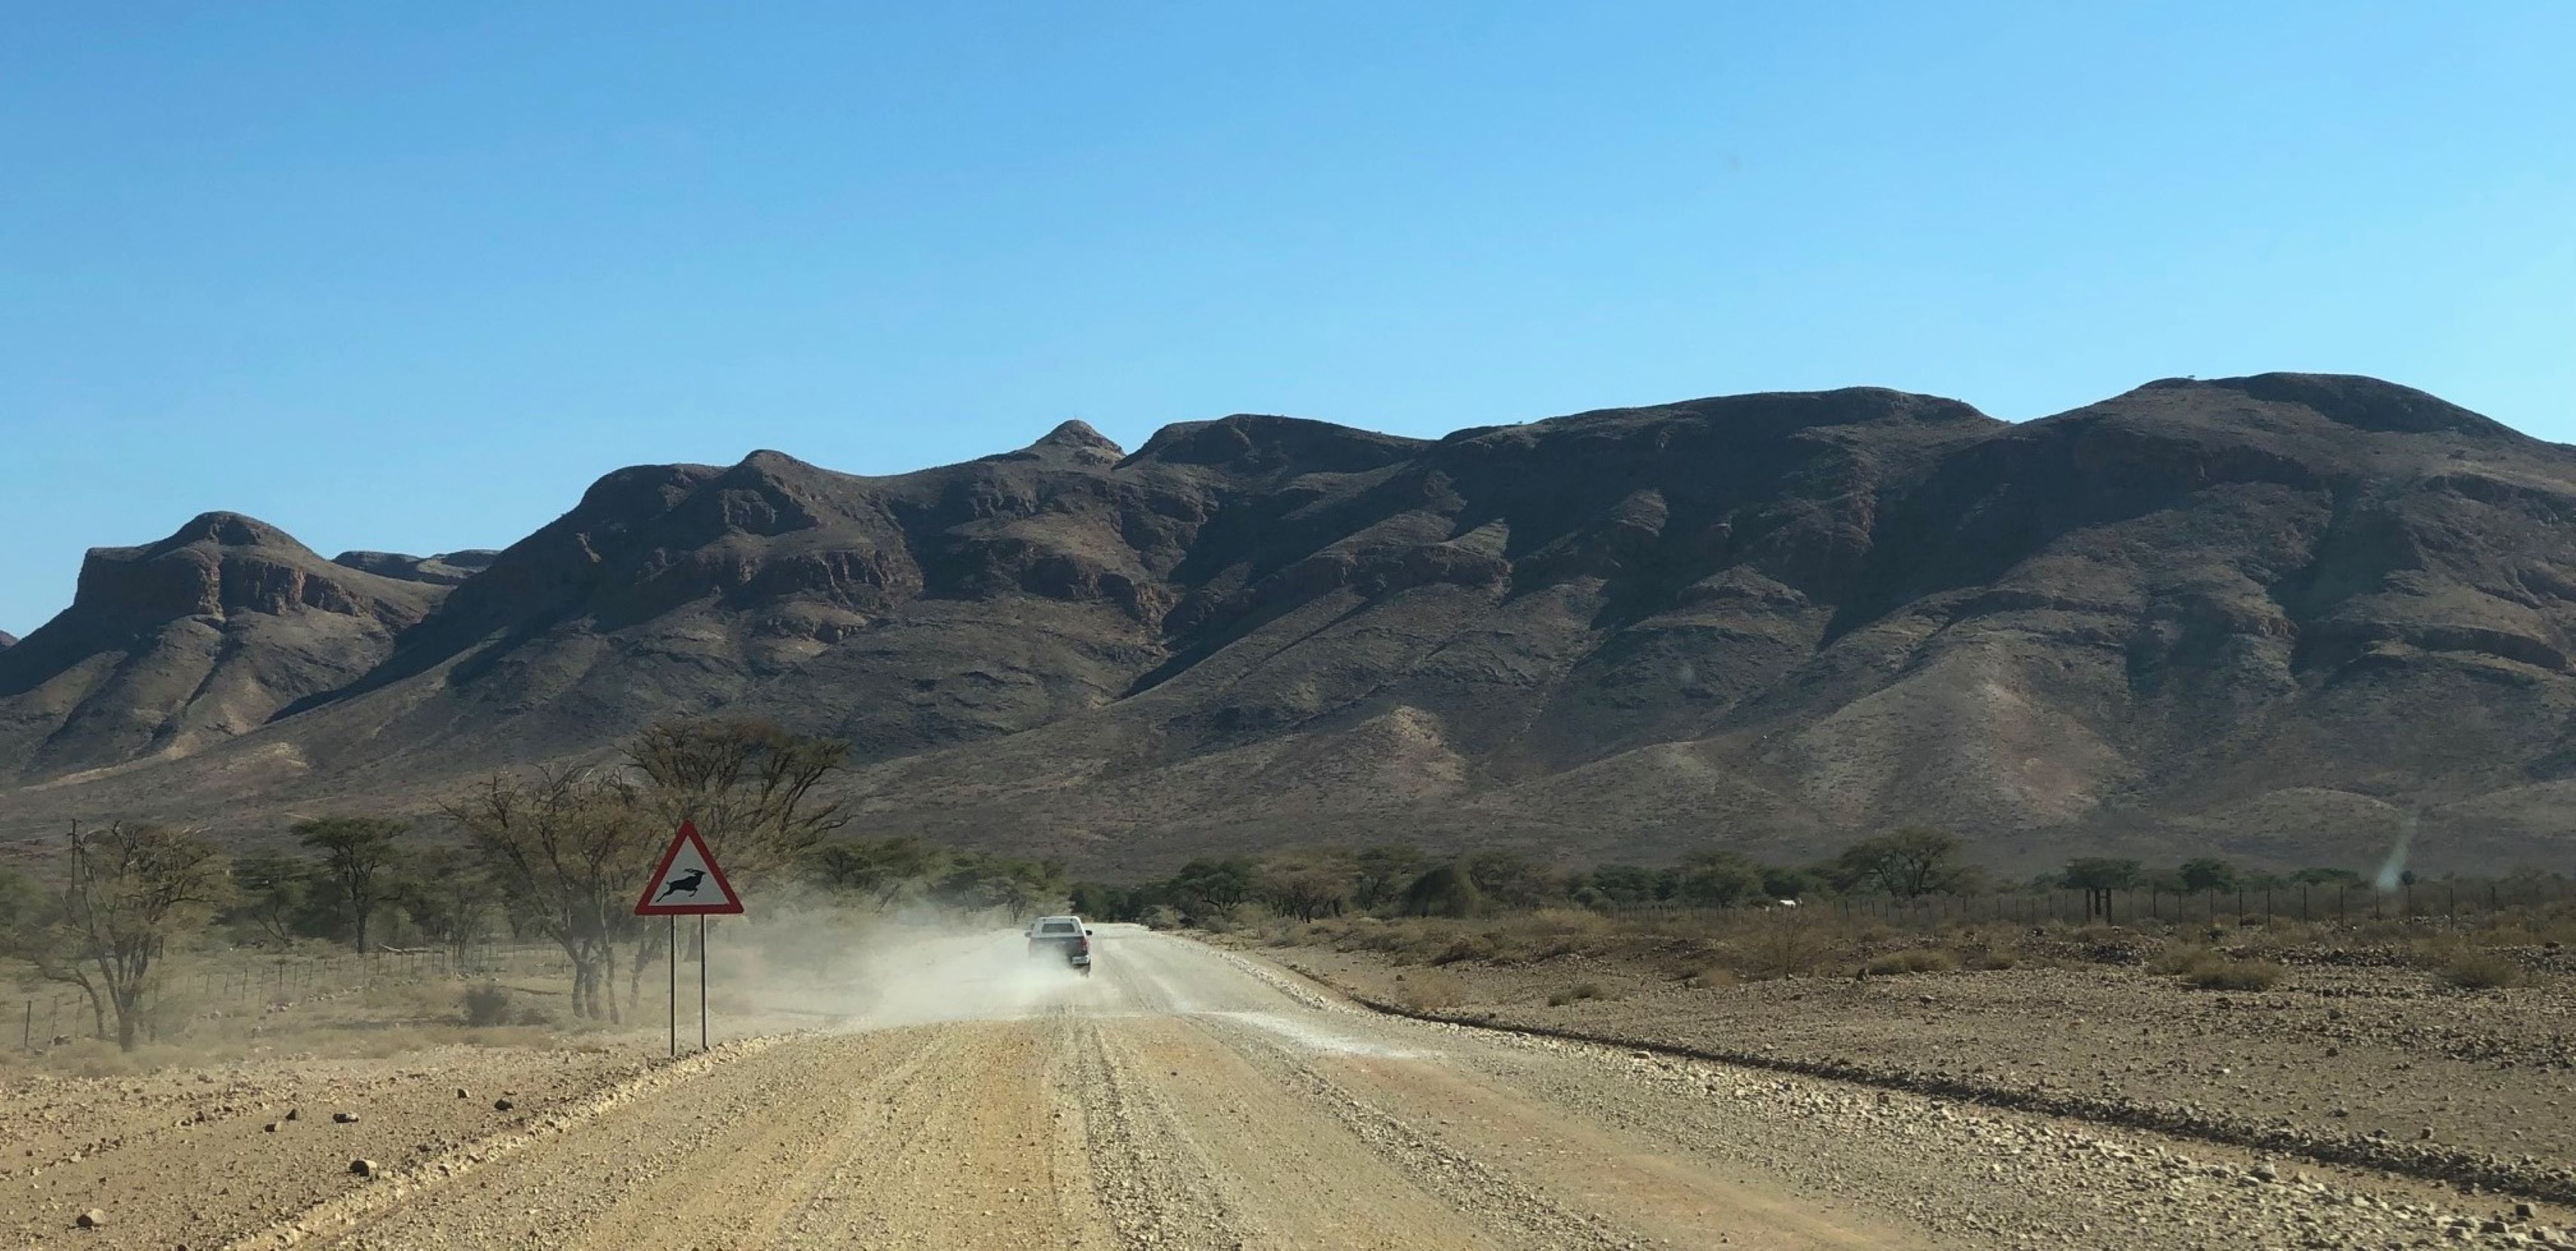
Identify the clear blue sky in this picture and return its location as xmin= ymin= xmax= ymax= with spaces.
xmin=5 ymin=3 xmax=2571 ymax=636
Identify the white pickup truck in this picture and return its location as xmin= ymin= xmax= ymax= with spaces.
xmin=1024 ymin=915 xmax=1093 ymax=975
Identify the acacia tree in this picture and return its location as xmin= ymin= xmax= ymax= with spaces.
xmin=1835 ymin=829 xmax=1967 ymax=899
xmin=398 ymin=845 xmax=492 ymax=967
xmin=1677 ymin=851 xmax=1765 ymax=907
xmin=621 ymin=719 xmax=851 ymax=1008
xmin=808 ymin=836 xmax=932 ymax=908
xmin=443 ymin=769 xmax=654 ymax=1022
xmin=2062 ymin=857 xmax=2142 ymax=920
xmin=296 ymin=816 xmax=409 ymax=954
xmin=2177 ymin=857 xmax=2238 ymax=894
xmin=1351 ymin=845 xmax=1428 ymax=912
xmin=226 ymin=852 xmax=314 ymax=948
xmin=36 ymin=822 xmax=228 ymax=1051
xmin=1259 ymin=852 xmax=1357 ymax=922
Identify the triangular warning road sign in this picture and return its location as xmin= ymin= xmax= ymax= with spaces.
xmin=634 ymin=821 xmax=746 ymax=916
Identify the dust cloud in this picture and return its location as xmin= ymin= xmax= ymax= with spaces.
xmin=706 ymin=901 xmax=1112 ymax=1033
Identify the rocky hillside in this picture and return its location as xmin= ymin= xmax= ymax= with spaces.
xmin=4 ymin=374 xmax=2572 ymax=876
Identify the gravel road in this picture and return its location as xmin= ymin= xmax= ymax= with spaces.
xmin=13 ymin=926 xmax=2567 ymax=1249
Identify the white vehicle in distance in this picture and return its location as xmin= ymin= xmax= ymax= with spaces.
xmin=1025 ymin=915 xmax=1093 ymax=975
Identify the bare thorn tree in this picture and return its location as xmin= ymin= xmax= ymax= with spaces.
xmin=37 ymin=821 xmax=228 ymax=1051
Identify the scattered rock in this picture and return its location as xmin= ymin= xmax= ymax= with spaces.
xmin=75 ymin=1210 xmax=105 ymax=1229
xmin=262 ymin=1122 xmax=279 ymax=1133
xmin=455 ymin=1087 xmax=470 ymax=1099
xmin=332 ymin=1111 xmax=360 ymax=1124
xmin=493 ymin=1098 xmax=515 ymax=1111
xmin=284 ymin=1108 xmax=301 ymax=1121
xmin=349 ymin=1158 xmax=379 ymax=1178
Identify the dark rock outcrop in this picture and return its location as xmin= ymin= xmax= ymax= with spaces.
xmin=0 ymin=514 xmax=447 ymax=774
xmin=7 ymin=374 xmax=2576 ymax=875
xmin=332 ymin=549 xmax=500 ymax=587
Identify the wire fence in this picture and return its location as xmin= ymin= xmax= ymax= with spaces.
xmin=15 ymin=940 xmax=574 ymax=1053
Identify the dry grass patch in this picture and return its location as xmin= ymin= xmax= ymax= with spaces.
xmin=1862 ymin=949 xmax=1958 ymax=977
xmin=2440 ymin=949 xmax=2528 ymax=990
xmin=2179 ymin=954 xmax=2286 ymax=991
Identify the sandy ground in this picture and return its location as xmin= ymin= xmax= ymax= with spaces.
xmin=6 ymin=927 xmax=2571 ymax=1249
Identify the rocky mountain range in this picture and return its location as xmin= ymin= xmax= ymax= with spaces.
xmin=5 ymin=373 xmax=2574 ymax=877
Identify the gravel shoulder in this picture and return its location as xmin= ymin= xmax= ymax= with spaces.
xmin=11 ymin=928 xmax=2576 ymax=1249
xmin=1250 ymin=936 xmax=2576 ymax=1191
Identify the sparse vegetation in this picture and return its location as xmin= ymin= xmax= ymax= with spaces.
xmin=2177 ymin=953 xmax=2285 ymax=992
xmin=1546 ymin=980 xmax=1604 ymax=1007
xmin=295 ymin=815 xmax=409 ymax=955
xmin=462 ymin=982 xmax=514 ymax=1026
xmin=23 ymin=822 xmax=231 ymax=1051
xmin=2442 ymin=949 xmax=2528 ymax=990
xmin=1862 ymin=948 xmax=1959 ymax=976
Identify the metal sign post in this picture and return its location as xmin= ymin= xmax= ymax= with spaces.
xmin=633 ymin=820 xmax=746 ymax=1055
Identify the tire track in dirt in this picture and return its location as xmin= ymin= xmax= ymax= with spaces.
xmin=1069 ymin=1014 xmax=1254 ymax=1249
xmin=583 ymin=1029 xmax=961 ymax=1251
xmin=775 ymin=1019 xmax=1109 ymax=1248
xmin=218 ymin=1035 xmax=793 ymax=1250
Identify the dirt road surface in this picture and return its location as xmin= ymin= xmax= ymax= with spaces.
xmin=11 ymin=927 xmax=2560 ymax=1249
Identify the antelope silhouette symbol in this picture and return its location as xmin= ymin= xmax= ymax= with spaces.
xmin=655 ymin=869 xmax=707 ymax=901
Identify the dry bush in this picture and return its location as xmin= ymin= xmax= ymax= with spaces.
xmin=1388 ymin=968 xmax=1468 ymax=1012
xmin=462 ymin=983 xmax=513 ymax=1026
xmin=1744 ymin=911 xmax=1830 ymax=980
xmin=2442 ymin=949 xmax=2528 ymax=990
xmin=1682 ymin=962 xmax=1739 ymax=989
xmin=1497 ymin=908 xmax=1616 ymax=960
xmin=2148 ymin=943 xmax=2210 ymax=975
xmin=1862 ymin=949 xmax=1958 ymax=976
xmin=1430 ymin=933 xmax=1498 ymax=965
xmin=1545 ymin=980 xmax=1605 ymax=1007
xmin=2179 ymin=954 xmax=2285 ymax=991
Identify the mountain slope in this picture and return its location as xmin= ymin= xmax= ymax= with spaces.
xmin=5 ymin=375 xmax=2573 ymax=875
xmin=0 ymin=513 xmax=449 ymax=780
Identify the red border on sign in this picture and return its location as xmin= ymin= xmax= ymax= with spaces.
xmin=633 ymin=820 xmax=746 ymax=915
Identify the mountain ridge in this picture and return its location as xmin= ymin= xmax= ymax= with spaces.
xmin=5 ymin=373 xmax=2572 ymax=877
